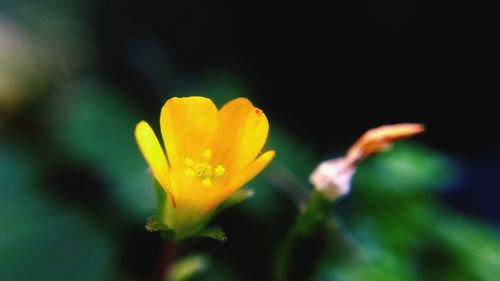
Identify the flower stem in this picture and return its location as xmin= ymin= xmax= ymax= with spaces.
xmin=158 ymin=241 xmax=177 ymax=281
xmin=274 ymin=190 xmax=333 ymax=281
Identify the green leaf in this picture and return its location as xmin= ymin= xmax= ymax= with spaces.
xmin=197 ymin=227 xmax=228 ymax=242
xmin=431 ymin=214 xmax=500 ymax=281
xmin=314 ymin=246 xmax=417 ymax=281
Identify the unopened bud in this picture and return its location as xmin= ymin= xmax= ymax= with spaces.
xmin=310 ymin=123 xmax=425 ymax=201
xmin=309 ymin=158 xmax=355 ymax=200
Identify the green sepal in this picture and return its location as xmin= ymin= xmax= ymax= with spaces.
xmin=153 ymin=177 xmax=167 ymax=214
xmin=214 ymin=189 xmax=254 ymax=216
xmin=145 ymin=215 xmax=169 ymax=232
xmin=196 ymin=226 xmax=228 ymax=242
xmin=225 ymin=189 xmax=255 ymax=207
xmin=149 ymin=176 xmax=177 ymax=240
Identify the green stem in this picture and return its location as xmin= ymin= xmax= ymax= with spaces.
xmin=274 ymin=190 xmax=333 ymax=281
xmin=274 ymin=223 xmax=300 ymax=281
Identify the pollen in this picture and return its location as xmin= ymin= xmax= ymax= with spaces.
xmin=184 ymin=150 xmax=226 ymax=186
xmin=215 ymin=165 xmax=226 ymax=176
xmin=193 ymin=162 xmax=212 ymax=177
xmin=184 ymin=158 xmax=194 ymax=166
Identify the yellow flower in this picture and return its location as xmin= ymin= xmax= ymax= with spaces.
xmin=135 ymin=96 xmax=275 ymax=240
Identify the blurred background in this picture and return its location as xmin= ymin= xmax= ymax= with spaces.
xmin=1 ymin=0 xmax=498 ymax=280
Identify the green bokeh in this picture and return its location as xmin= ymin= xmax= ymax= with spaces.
xmin=1 ymin=2 xmax=500 ymax=279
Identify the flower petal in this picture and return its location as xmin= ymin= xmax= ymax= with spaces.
xmin=160 ymin=97 xmax=218 ymax=168
xmin=228 ymin=150 xmax=275 ymax=192
xmin=135 ymin=121 xmax=171 ymax=193
xmin=177 ymin=150 xmax=275 ymax=216
xmin=213 ymin=98 xmax=269 ymax=172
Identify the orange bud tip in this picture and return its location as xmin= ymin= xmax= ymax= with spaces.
xmin=347 ymin=123 xmax=425 ymax=162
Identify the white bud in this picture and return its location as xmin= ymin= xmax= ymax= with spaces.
xmin=309 ymin=158 xmax=356 ymax=201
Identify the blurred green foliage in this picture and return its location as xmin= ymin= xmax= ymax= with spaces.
xmin=43 ymin=80 xmax=156 ymax=220
xmin=167 ymin=254 xmax=210 ymax=281
xmin=0 ymin=138 xmax=119 ymax=281
xmin=1 ymin=2 xmax=500 ymax=280
xmin=312 ymin=143 xmax=500 ymax=281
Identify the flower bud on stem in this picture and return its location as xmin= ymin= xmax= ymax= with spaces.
xmin=275 ymin=123 xmax=425 ymax=281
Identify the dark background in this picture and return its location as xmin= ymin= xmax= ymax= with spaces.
xmin=94 ymin=0 xmax=498 ymax=224
xmin=97 ymin=0 xmax=497 ymax=153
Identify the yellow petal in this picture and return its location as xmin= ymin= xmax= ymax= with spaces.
xmin=228 ymin=150 xmax=275 ymax=193
xmin=135 ymin=121 xmax=171 ymax=194
xmin=175 ymin=150 xmax=275 ymax=216
xmin=160 ymin=97 xmax=218 ymax=168
xmin=213 ymin=98 xmax=269 ymax=172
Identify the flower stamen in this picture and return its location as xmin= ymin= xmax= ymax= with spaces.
xmin=184 ymin=150 xmax=225 ymax=186
xmin=215 ymin=165 xmax=226 ymax=176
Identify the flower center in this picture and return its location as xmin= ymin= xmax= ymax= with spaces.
xmin=184 ymin=149 xmax=225 ymax=186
